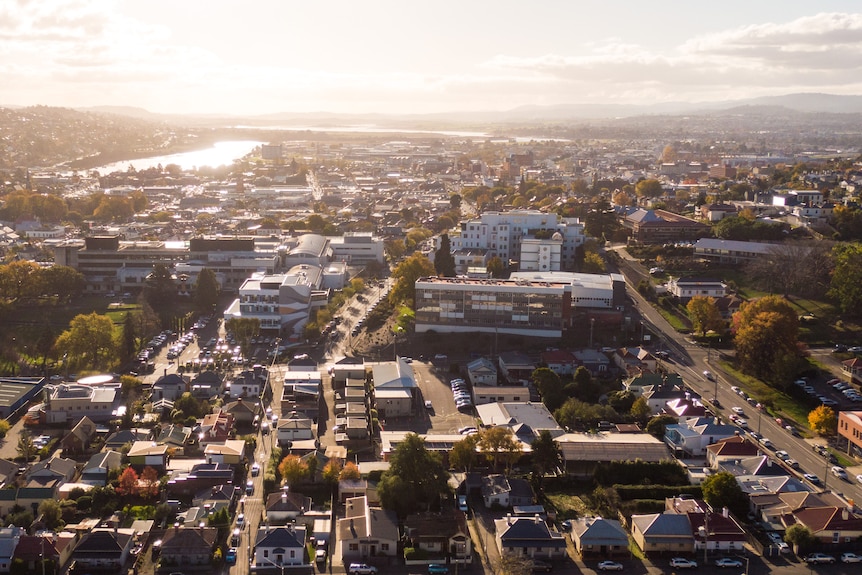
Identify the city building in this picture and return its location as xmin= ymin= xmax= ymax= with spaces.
xmin=44 ymin=384 xmax=119 ymax=424
xmin=838 ymin=411 xmax=862 ymax=458
xmin=328 ymin=232 xmax=385 ymax=265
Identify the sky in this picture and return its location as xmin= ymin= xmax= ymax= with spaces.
xmin=4 ymin=0 xmax=862 ymax=116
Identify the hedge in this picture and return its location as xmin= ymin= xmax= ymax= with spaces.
xmin=613 ymin=484 xmax=703 ymax=501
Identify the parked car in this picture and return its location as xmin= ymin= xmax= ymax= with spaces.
xmin=841 ymin=553 xmax=862 ymax=564
xmin=670 ymin=557 xmax=698 ymax=569
xmin=597 ymin=561 xmax=624 ymax=571
xmin=531 ymin=559 xmax=553 ymax=572
xmin=251 ymin=462 xmax=260 ymax=476
xmin=428 ymin=564 xmax=449 ymax=574
xmin=715 ymin=558 xmax=743 ymax=568
xmin=731 ymin=406 xmax=745 ymax=415
xmin=803 ymin=473 xmax=821 ymax=485
xmin=805 ymin=553 xmax=836 ymax=564
xmin=225 ymin=547 xmax=237 ymax=564
xmin=348 ymin=564 xmax=379 ymax=575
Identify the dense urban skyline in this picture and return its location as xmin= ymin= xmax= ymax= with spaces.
xmin=4 ymin=1 xmax=862 ymax=116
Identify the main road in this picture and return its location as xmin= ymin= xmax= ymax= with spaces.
xmin=612 ymin=246 xmax=862 ymax=504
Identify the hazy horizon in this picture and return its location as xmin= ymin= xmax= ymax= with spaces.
xmin=5 ymin=1 xmax=862 ymax=116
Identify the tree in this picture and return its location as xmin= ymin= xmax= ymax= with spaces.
xmin=225 ymin=317 xmax=261 ymax=358
xmin=389 ymin=253 xmax=436 ymax=306
xmin=449 ymin=194 xmax=462 ymax=210
xmin=193 ymin=268 xmax=220 ymax=312
xmin=499 ymin=552 xmax=533 ymax=575
xmin=16 ymin=433 xmax=35 ymax=461
xmin=306 ymin=214 xmax=326 ymax=232
xmin=701 ymin=471 xmax=749 ymax=517
xmin=278 ymin=455 xmax=309 ymax=487
xmin=139 ymin=466 xmax=160 ymax=499
xmin=532 ymin=368 xmax=566 ymax=412
xmin=37 ymin=499 xmax=62 ymax=529
xmin=378 ymin=433 xmax=448 ymax=517
xmin=808 ymin=405 xmax=837 ymax=436
xmin=583 ymin=198 xmax=617 ymax=239
xmin=434 ymin=233 xmax=456 ymax=277
xmin=54 ymin=312 xmax=116 ymax=369
xmin=41 ymin=265 xmax=85 ymax=303
xmin=607 ymin=390 xmax=636 ymax=413
xmin=732 ymin=296 xmax=800 ymax=385
xmin=477 ymin=426 xmax=520 ymax=471
xmin=635 ymin=179 xmax=664 ymax=198
xmin=784 ymin=524 xmax=816 ymax=553
xmin=581 ymin=252 xmax=606 ymax=273
xmin=339 ymin=461 xmax=361 ymax=481
xmin=645 ymin=414 xmax=678 ymax=438
xmin=486 ymin=256 xmax=506 ymax=278
xmin=0 ymin=420 xmax=10 ymax=439
xmin=322 ymin=460 xmax=341 ymax=486
xmin=117 ymin=467 xmax=139 ymax=497
xmin=143 ymin=263 xmax=175 ymax=310
xmin=449 ymin=435 xmax=479 ymax=471
xmin=631 ymin=396 xmax=651 ymax=419
xmin=686 ymin=296 xmax=724 ymax=336
xmin=530 ymin=430 xmax=562 ymax=488
xmin=829 ymin=243 xmax=862 ymax=314
xmin=121 ymin=312 xmax=137 ymax=364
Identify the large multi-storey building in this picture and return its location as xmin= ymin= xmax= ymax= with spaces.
xmin=414 ymin=272 xmax=624 ymax=337
xmin=450 ymin=211 xmax=585 ymax=271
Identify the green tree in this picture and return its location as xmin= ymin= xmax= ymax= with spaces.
xmin=477 ymin=426 xmax=520 ymax=471
xmin=449 ymin=194 xmax=462 ymax=210
xmin=41 ymin=265 xmax=85 ymax=303
xmin=530 ymin=430 xmax=562 ymax=488
xmin=701 ymin=471 xmax=749 ymax=517
xmin=434 ymin=233 xmax=456 ymax=277
xmin=532 ymin=368 xmax=566 ymax=412
xmin=38 ymin=499 xmax=63 ymax=529
xmin=54 ymin=312 xmax=116 ymax=369
xmin=143 ymin=263 xmax=176 ymax=311
xmin=635 ymin=179 xmax=664 ymax=197
xmin=121 ymin=312 xmax=137 ymax=364
xmin=583 ymin=198 xmax=617 ymax=239
xmin=645 ymin=414 xmax=678 ymax=437
xmin=829 ymin=243 xmax=862 ymax=314
xmin=389 ymin=253 xmax=436 ymax=306
xmin=631 ymin=396 xmax=651 ymax=419
xmin=686 ymin=295 xmax=724 ymax=336
xmin=808 ymin=405 xmax=837 ymax=436
xmin=306 ymin=214 xmax=326 ymax=232
xmin=449 ymin=435 xmax=479 ymax=471
xmin=0 ymin=420 xmax=10 ymax=439
xmin=486 ymin=256 xmax=506 ymax=278
xmin=17 ymin=433 xmax=35 ymax=461
xmin=378 ymin=433 xmax=448 ymax=517
xmin=732 ymin=295 xmax=799 ymax=385
xmin=193 ymin=268 xmax=220 ymax=313
xmin=607 ymin=390 xmax=636 ymax=413
xmin=582 ymin=252 xmax=606 ymax=273
xmin=225 ymin=317 xmax=261 ymax=358
xmin=322 ymin=459 xmax=341 ymax=487
xmin=339 ymin=461 xmax=361 ymax=481
xmin=784 ymin=524 xmax=816 ymax=553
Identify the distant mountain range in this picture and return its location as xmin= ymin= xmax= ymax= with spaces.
xmin=74 ymin=93 xmax=862 ymax=126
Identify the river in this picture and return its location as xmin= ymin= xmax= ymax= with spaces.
xmin=94 ymin=140 xmax=263 ymax=174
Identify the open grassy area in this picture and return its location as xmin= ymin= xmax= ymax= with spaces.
xmin=654 ymin=306 xmax=690 ymax=332
xmin=717 ymin=360 xmax=811 ymax=433
xmin=543 ymin=491 xmax=592 ymax=519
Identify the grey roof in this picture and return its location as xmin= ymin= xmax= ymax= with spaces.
xmin=255 ymin=525 xmax=306 ymax=549
xmin=572 ymin=517 xmax=629 ymax=545
xmin=631 ymin=513 xmax=693 ymax=538
xmin=289 ymin=234 xmax=328 ymax=258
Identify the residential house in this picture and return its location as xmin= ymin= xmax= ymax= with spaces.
xmin=665 ymin=497 xmax=747 ymax=552
xmin=541 ymin=350 xmax=577 ymax=377
xmin=472 ymin=386 xmax=533 ymax=406
xmin=480 ymin=475 xmax=534 ymax=509
xmin=59 ymin=416 xmax=96 ymax=456
xmin=493 ymin=514 xmax=567 ymax=559
xmin=192 ymin=484 xmax=238 ymax=510
xmin=199 ymin=411 xmax=234 ymax=444
xmin=45 ymin=384 xmax=118 ymax=424
xmin=630 ymin=513 xmax=695 ymax=554
xmin=466 ymin=357 xmax=497 ymax=387
xmin=337 ymin=496 xmax=399 ymax=561
xmin=27 ymin=456 xmax=76 ymax=484
xmin=127 ymin=442 xmax=169 ymax=472
xmin=338 ymin=480 xmax=379 ymax=505
xmin=80 ymin=450 xmax=123 ymax=486
xmin=666 ymin=277 xmax=727 ymax=302
xmin=166 ymin=463 xmax=235 ymax=497
xmin=159 ymin=526 xmax=218 ymax=569
xmin=403 ymin=511 xmax=473 ymax=565
xmin=152 ymin=373 xmax=187 ymax=401
xmin=791 ymin=506 xmax=862 ymax=546
xmin=254 ymin=525 xmax=307 ymax=569
xmin=265 ymin=491 xmax=313 ymax=525
xmin=664 ymin=417 xmax=738 ymax=457
xmin=190 ymin=371 xmax=224 ymax=399
xmin=203 ymin=439 xmax=246 ymax=465
xmin=157 ymin=424 xmax=193 ymax=455
xmin=104 ymin=428 xmax=152 ymax=450
xmin=276 ymin=414 xmax=315 ymax=446
xmin=842 ymin=359 xmax=862 ymax=385
xmin=572 ymin=349 xmax=611 ymax=377
xmin=0 ymin=528 xmax=21 ymax=573
xmin=228 ymin=369 xmax=264 ymax=399
xmin=706 ymin=436 xmax=760 ymax=468
xmin=71 ymin=528 xmax=134 ymax=571
xmin=498 ymin=352 xmax=535 ymax=385
xmin=621 ymin=208 xmax=709 ymax=245
xmin=222 ymin=397 xmax=260 ymax=426
xmin=558 ymin=432 xmax=670 ymax=477
xmin=611 ymin=347 xmax=657 ymax=376
xmin=570 ymin=517 xmax=629 ymax=557
xmin=12 ymin=533 xmax=75 ymax=574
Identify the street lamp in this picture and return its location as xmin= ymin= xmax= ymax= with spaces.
xmin=589 ymin=318 xmax=595 ymax=348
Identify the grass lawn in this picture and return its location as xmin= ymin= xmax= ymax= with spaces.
xmin=718 ymin=360 xmax=811 ymax=433
xmin=654 ymin=306 xmax=690 ymax=332
xmin=543 ymin=491 xmax=593 ymax=519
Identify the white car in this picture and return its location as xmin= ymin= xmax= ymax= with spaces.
xmin=842 ymin=553 xmax=862 ymax=564
xmin=703 ymin=370 xmax=715 ymax=381
xmin=831 ymin=466 xmax=848 ymax=480
xmin=670 ymin=557 xmax=698 ymax=569
xmin=715 ymin=558 xmax=743 ymax=568
xmin=597 ymin=561 xmax=624 ymax=571
xmin=348 ymin=564 xmax=379 ymax=575
xmin=774 ymin=450 xmax=789 ymax=460
xmin=731 ymin=406 xmax=745 ymax=415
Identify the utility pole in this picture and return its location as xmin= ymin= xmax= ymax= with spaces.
xmin=589 ymin=318 xmax=595 ymax=348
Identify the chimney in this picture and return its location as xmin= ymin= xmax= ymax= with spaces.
xmin=164 ymin=368 xmax=167 ymax=377
xmin=722 ymin=507 xmax=729 ymax=518
xmin=282 ymin=492 xmax=287 ymax=503
xmin=534 ymin=514 xmax=541 ymax=524
xmin=506 ymin=513 xmax=512 ymax=526
xmin=174 ymin=522 xmax=179 ymax=533
xmin=843 ymin=508 xmax=850 ymax=521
